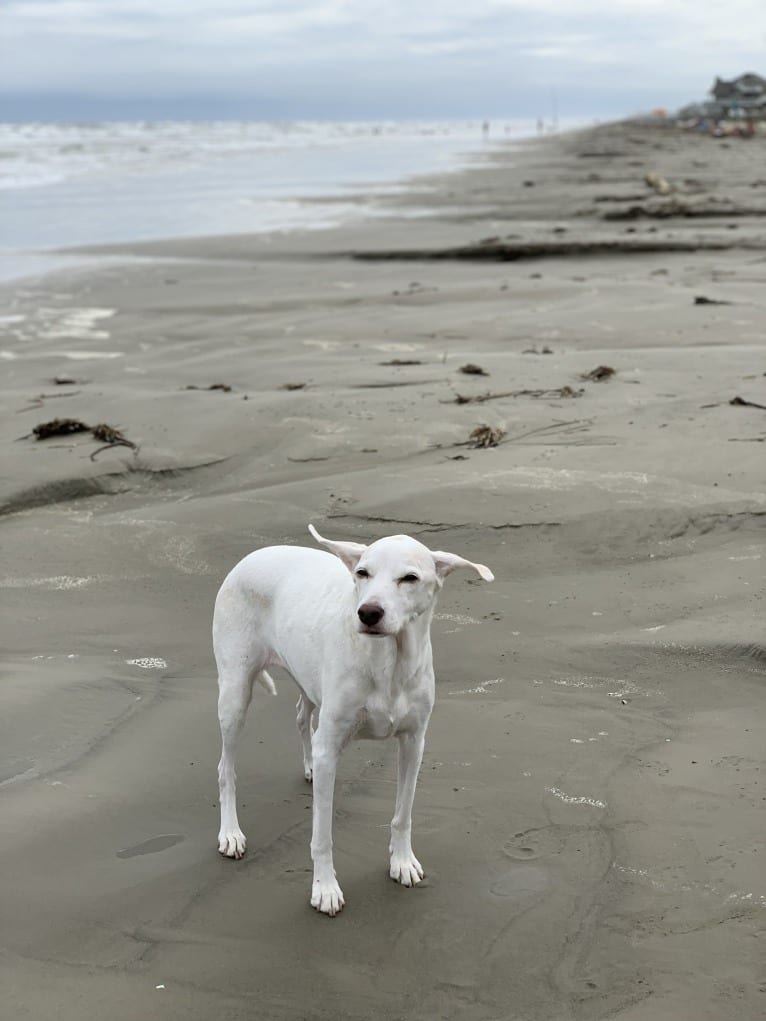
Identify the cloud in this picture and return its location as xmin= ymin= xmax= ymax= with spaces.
xmin=2 ymin=1 xmax=765 ymax=118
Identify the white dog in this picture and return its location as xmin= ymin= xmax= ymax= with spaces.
xmin=213 ymin=524 xmax=494 ymax=915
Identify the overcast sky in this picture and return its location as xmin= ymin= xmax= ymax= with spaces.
xmin=2 ymin=0 xmax=765 ymax=121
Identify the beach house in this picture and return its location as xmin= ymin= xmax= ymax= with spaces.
xmin=709 ymin=72 xmax=766 ymax=118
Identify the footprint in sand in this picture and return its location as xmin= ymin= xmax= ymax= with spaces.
xmin=502 ymin=825 xmax=565 ymax=862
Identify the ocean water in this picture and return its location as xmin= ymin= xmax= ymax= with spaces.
xmin=0 ymin=118 xmax=568 ymax=281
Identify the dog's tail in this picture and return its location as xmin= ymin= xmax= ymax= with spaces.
xmin=256 ymin=670 xmax=278 ymax=696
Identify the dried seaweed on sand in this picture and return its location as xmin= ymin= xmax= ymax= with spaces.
xmin=32 ymin=418 xmax=91 ymax=439
xmin=730 ymin=396 xmax=766 ymax=411
xmin=28 ymin=417 xmax=138 ymax=459
xmin=580 ymin=365 xmax=615 ymax=382
xmin=450 ymin=386 xmax=583 ymax=405
xmin=468 ymin=425 xmax=505 ymax=448
xmin=89 ymin=424 xmax=138 ymax=460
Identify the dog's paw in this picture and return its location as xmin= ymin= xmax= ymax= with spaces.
xmin=389 ymin=852 xmax=424 ymax=887
xmin=310 ymin=876 xmax=345 ymax=916
xmin=218 ymin=829 xmax=246 ymax=859
xmin=303 ymin=763 xmax=313 ymax=783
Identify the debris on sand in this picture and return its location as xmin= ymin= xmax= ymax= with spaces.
xmin=578 ymin=150 xmax=628 ymax=159
xmin=522 ymin=346 xmax=554 ymax=355
xmin=391 ymin=281 xmax=438 ymax=297
xmin=89 ymin=424 xmax=138 ymax=460
xmin=32 ymin=418 xmax=90 ymax=439
xmin=29 ymin=417 xmax=138 ymax=459
xmin=379 ymin=359 xmax=423 ymax=366
xmin=468 ymin=424 xmax=505 ymax=448
xmin=91 ymin=423 xmax=133 ymax=445
xmin=351 ymin=236 xmax=746 ymax=261
xmin=20 ymin=390 xmax=82 ymax=412
xmin=185 ymin=383 xmax=232 ymax=392
xmin=604 ymin=198 xmax=766 ymax=221
xmin=280 ymin=382 xmax=307 ymax=391
xmin=644 ymin=171 xmax=673 ymax=195
xmin=580 ymin=365 xmax=616 ymax=382
xmin=451 ymin=385 xmax=583 ymax=405
xmin=52 ymin=375 xmax=80 ymax=385
xmin=603 ymin=202 xmax=680 ymax=219
xmin=459 ymin=363 xmax=489 ymax=376
xmin=730 ymin=396 xmax=766 ymax=410
xmin=694 ymin=295 xmax=732 ymax=306
xmin=594 ymin=193 xmax=648 ymax=203
xmin=357 ymin=380 xmax=435 ymax=389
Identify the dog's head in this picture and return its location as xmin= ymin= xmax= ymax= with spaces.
xmin=309 ymin=523 xmax=493 ymax=637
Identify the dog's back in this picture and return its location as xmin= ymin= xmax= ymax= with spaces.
xmin=213 ymin=544 xmax=355 ymax=684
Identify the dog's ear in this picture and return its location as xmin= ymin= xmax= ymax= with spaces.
xmin=308 ymin=524 xmax=367 ymax=573
xmin=430 ymin=549 xmax=494 ymax=582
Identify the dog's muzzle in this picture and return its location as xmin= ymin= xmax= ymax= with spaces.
xmin=358 ymin=602 xmax=384 ymax=633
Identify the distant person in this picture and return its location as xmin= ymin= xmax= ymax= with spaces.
xmin=482 ymin=120 xmax=490 ymax=138
xmin=536 ymin=117 xmax=544 ymax=134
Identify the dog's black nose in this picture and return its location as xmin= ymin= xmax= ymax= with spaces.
xmin=358 ymin=603 xmax=384 ymax=627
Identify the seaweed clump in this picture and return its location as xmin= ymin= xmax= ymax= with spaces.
xmin=30 ymin=418 xmax=138 ymax=460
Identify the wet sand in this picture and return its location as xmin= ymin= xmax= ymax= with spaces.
xmin=1 ymin=120 xmax=765 ymax=1020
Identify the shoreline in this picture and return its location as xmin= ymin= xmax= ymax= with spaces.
xmin=0 ymin=122 xmax=534 ymax=283
xmin=0 ymin=120 xmax=596 ymax=286
xmin=48 ymin=116 xmax=766 ymax=267
xmin=2 ymin=118 xmax=765 ymax=1021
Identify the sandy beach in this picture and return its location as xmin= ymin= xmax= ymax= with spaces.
xmin=1 ymin=119 xmax=765 ymax=1020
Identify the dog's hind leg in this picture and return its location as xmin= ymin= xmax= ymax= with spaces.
xmin=213 ymin=581 xmax=277 ymax=859
xmin=296 ymin=692 xmax=316 ymax=782
xmin=216 ymin=664 xmax=254 ymax=859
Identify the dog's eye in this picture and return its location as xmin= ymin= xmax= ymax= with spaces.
xmin=355 ymin=568 xmax=370 ymax=579
xmin=399 ymin=573 xmax=419 ymax=583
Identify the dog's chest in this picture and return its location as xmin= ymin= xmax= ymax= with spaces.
xmin=355 ymin=691 xmax=412 ymax=740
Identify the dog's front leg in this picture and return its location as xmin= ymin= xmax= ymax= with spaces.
xmin=389 ymin=729 xmax=426 ymax=886
xmin=309 ymin=717 xmax=347 ymax=916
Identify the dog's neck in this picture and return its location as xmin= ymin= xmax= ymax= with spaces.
xmin=366 ymin=607 xmax=434 ymax=697
xmin=394 ymin=606 xmax=434 ymax=672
